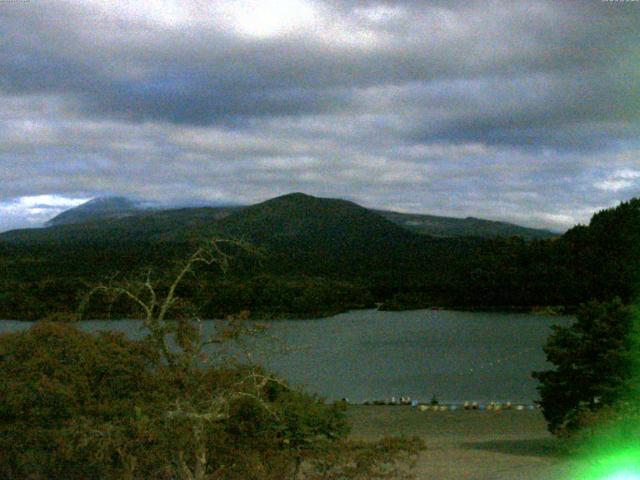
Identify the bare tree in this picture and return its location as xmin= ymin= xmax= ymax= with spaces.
xmin=80 ymin=239 xmax=261 ymax=365
xmin=76 ymin=238 xmax=422 ymax=480
xmin=79 ymin=238 xmax=286 ymax=479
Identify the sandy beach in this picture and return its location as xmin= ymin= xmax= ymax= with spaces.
xmin=347 ymin=406 xmax=577 ymax=480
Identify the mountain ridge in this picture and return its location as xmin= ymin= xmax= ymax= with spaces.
xmin=46 ymin=196 xmax=144 ymax=227
xmin=1 ymin=194 xmax=638 ymax=320
xmin=374 ymin=209 xmax=557 ymax=239
xmin=23 ymin=193 xmax=557 ymax=240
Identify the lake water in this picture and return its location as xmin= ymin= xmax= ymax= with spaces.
xmin=0 ymin=309 xmax=571 ymax=404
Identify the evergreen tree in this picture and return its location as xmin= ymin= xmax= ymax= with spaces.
xmin=533 ymin=298 xmax=638 ymax=434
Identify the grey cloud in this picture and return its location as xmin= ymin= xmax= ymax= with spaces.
xmin=1 ymin=0 xmax=637 ymax=141
xmin=2 ymin=98 xmax=638 ymax=231
xmin=0 ymin=0 xmax=639 ymax=232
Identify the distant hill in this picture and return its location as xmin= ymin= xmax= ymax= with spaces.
xmin=25 ymin=193 xmax=555 ymax=240
xmin=0 ymin=192 xmax=474 ymax=280
xmin=375 ymin=210 xmax=557 ymax=239
xmin=1 ymin=205 xmax=241 ymax=243
xmin=203 ymin=192 xmax=438 ymax=276
xmin=1 ymin=192 xmax=638 ymax=320
xmin=214 ymin=192 xmax=414 ymax=243
xmin=46 ymin=196 xmax=143 ymax=226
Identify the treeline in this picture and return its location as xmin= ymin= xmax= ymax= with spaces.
xmin=1 ymin=198 xmax=639 ymax=320
xmin=459 ymin=198 xmax=640 ymax=308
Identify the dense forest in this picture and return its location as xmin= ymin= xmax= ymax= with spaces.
xmin=0 ymin=193 xmax=638 ymax=320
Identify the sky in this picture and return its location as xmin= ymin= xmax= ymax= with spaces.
xmin=0 ymin=0 xmax=639 ymax=233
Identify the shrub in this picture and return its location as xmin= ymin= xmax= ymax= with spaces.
xmin=0 ymin=322 xmax=352 ymax=479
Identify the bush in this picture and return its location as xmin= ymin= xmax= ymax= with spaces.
xmin=0 ymin=322 xmax=352 ymax=479
xmin=0 ymin=321 xmax=423 ymax=479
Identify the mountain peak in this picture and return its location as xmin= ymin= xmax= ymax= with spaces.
xmin=46 ymin=196 xmax=142 ymax=227
xmin=278 ymin=192 xmax=311 ymax=199
xmin=267 ymin=192 xmax=325 ymax=204
xmin=82 ymin=196 xmax=135 ymax=207
xmin=218 ymin=191 xmax=411 ymax=243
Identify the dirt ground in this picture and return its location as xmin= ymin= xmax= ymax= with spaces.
xmin=346 ymin=406 xmax=578 ymax=480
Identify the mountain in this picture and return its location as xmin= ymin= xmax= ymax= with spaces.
xmin=2 ymin=192 xmax=638 ymax=320
xmin=0 ymin=192 xmax=471 ymax=280
xmin=33 ymin=193 xmax=555 ymax=240
xmin=375 ymin=210 xmax=557 ymax=239
xmin=0 ymin=192 xmax=477 ymax=319
xmin=0 ymin=205 xmax=241 ymax=243
xmin=46 ymin=196 xmax=143 ymax=226
xmin=202 ymin=192 xmax=439 ymax=276
xmin=1 ymin=192 xmax=448 ymax=254
xmin=214 ymin=192 xmax=414 ymax=242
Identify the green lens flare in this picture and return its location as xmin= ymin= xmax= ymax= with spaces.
xmin=605 ymin=473 xmax=640 ymax=480
xmin=568 ymin=310 xmax=640 ymax=480
xmin=571 ymin=446 xmax=640 ymax=480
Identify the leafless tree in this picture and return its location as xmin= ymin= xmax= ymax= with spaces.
xmin=79 ymin=238 xmax=289 ymax=479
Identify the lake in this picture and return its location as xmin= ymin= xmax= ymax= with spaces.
xmin=0 ymin=309 xmax=571 ymax=404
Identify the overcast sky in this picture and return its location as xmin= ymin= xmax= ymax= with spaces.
xmin=1 ymin=0 xmax=639 ymax=232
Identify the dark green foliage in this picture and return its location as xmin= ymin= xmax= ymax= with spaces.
xmin=562 ymin=198 xmax=640 ymax=303
xmin=0 ymin=322 xmax=162 ymax=478
xmin=0 ymin=322 xmax=356 ymax=479
xmin=2 ymin=194 xmax=640 ymax=319
xmin=533 ymin=299 xmax=638 ymax=434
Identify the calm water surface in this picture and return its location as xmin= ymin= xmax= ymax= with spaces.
xmin=0 ymin=309 xmax=572 ymax=404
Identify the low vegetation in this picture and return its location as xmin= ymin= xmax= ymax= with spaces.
xmin=0 ymin=240 xmax=423 ymax=479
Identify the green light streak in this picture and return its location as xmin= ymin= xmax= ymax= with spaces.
xmin=565 ymin=307 xmax=640 ymax=480
xmin=605 ymin=473 xmax=640 ymax=480
xmin=570 ymin=445 xmax=640 ymax=480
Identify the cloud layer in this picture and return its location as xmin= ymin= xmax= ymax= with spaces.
xmin=1 ymin=0 xmax=639 ymax=232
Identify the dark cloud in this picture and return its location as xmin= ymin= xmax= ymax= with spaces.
xmin=2 ymin=0 xmax=637 ymax=131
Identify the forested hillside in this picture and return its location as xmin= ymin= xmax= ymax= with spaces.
xmin=375 ymin=210 xmax=556 ymax=239
xmin=0 ymin=194 xmax=637 ymax=320
xmin=9 ymin=193 xmax=556 ymax=241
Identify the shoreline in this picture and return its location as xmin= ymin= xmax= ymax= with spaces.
xmin=355 ymin=401 xmax=539 ymax=411
xmin=0 ymin=304 xmax=574 ymax=322
xmin=347 ymin=405 xmax=573 ymax=480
